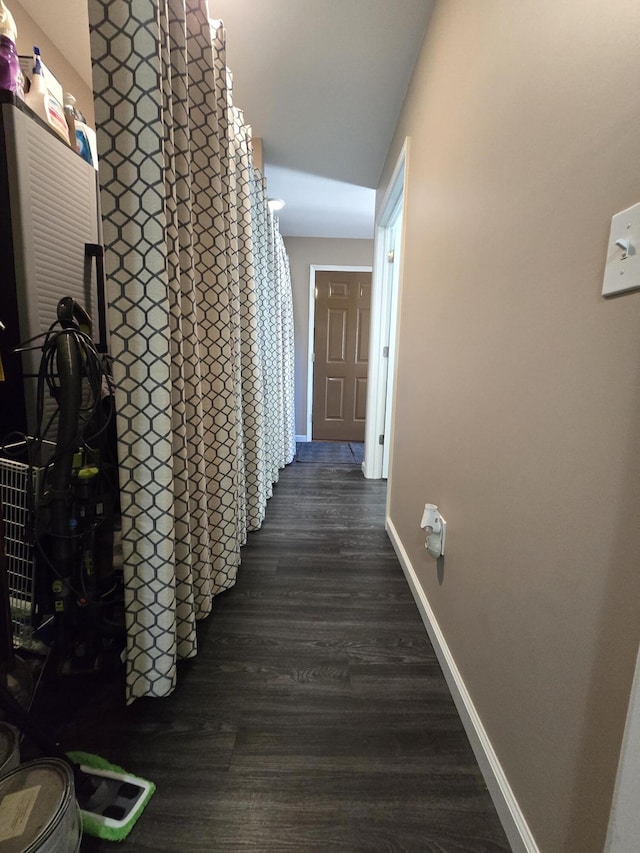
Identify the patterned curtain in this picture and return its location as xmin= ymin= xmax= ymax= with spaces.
xmin=88 ymin=1 xmax=295 ymax=702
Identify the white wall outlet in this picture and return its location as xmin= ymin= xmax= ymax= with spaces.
xmin=602 ymin=202 xmax=640 ymax=297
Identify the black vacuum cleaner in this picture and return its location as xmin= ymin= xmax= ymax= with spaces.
xmin=31 ymin=296 xmax=123 ymax=672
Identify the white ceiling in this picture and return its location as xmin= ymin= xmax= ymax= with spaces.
xmin=210 ymin=0 xmax=434 ymax=237
xmin=20 ymin=0 xmax=434 ymax=238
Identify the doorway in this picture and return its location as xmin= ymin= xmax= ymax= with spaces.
xmin=312 ymin=270 xmax=371 ymax=441
xmin=306 ymin=265 xmax=373 ymax=442
xmin=363 ymin=139 xmax=408 ymax=480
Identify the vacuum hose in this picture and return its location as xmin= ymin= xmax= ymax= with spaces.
xmin=49 ymin=301 xmax=84 ymax=649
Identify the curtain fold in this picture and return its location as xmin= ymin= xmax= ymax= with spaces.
xmin=89 ymin=0 xmax=295 ymax=702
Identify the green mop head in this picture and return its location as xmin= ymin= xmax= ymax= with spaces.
xmin=67 ymin=750 xmax=155 ymax=841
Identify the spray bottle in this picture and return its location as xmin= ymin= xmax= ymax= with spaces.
xmin=24 ymin=46 xmax=70 ymax=144
xmin=0 ymin=1 xmax=23 ymax=98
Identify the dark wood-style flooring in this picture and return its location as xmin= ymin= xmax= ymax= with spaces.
xmin=33 ymin=442 xmax=511 ymax=852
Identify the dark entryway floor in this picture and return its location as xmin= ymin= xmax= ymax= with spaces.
xmin=295 ymin=440 xmax=364 ymax=465
xmin=32 ymin=443 xmax=511 ymax=852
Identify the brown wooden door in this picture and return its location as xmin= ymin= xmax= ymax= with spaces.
xmin=312 ymin=270 xmax=371 ymax=441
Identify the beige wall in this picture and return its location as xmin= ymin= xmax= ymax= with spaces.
xmin=283 ymin=236 xmax=373 ymax=437
xmin=379 ymin=2 xmax=640 ymax=851
xmin=11 ymin=1 xmax=94 ymax=125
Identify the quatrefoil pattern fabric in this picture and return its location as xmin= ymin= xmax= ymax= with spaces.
xmin=89 ymin=0 xmax=295 ymax=702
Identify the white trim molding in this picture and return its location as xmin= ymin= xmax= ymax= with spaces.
xmin=605 ymin=640 xmax=640 ymax=852
xmin=386 ymin=516 xmax=540 ymax=853
xmin=363 ymin=138 xmax=409 ymax=480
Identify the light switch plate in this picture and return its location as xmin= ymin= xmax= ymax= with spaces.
xmin=602 ymin=202 xmax=640 ymax=297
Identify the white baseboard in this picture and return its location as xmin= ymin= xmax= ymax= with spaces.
xmin=386 ymin=516 xmax=539 ymax=853
xmin=295 ymin=434 xmax=308 ymax=443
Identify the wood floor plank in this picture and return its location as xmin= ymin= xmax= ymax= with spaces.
xmin=30 ymin=445 xmax=511 ymax=852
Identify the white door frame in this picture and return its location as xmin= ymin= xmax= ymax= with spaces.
xmin=305 ymin=265 xmax=373 ymax=442
xmin=605 ymin=641 xmax=640 ymax=852
xmin=363 ymin=138 xmax=409 ymax=479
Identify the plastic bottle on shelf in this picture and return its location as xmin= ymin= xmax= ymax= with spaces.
xmin=64 ymin=92 xmax=95 ymax=166
xmin=0 ymin=1 xmax=23 ymax=98
xmin=25 ymin=46 xmax=70 ymax=144
xmin=63 ymin=92 xmax=77 ymax=151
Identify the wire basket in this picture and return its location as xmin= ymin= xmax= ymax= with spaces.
xmin=0 ymin=441 xmax=53 ymax=649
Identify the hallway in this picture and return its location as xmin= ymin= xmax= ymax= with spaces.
xmin=37 ymin=444 xmax=511 ymax=851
